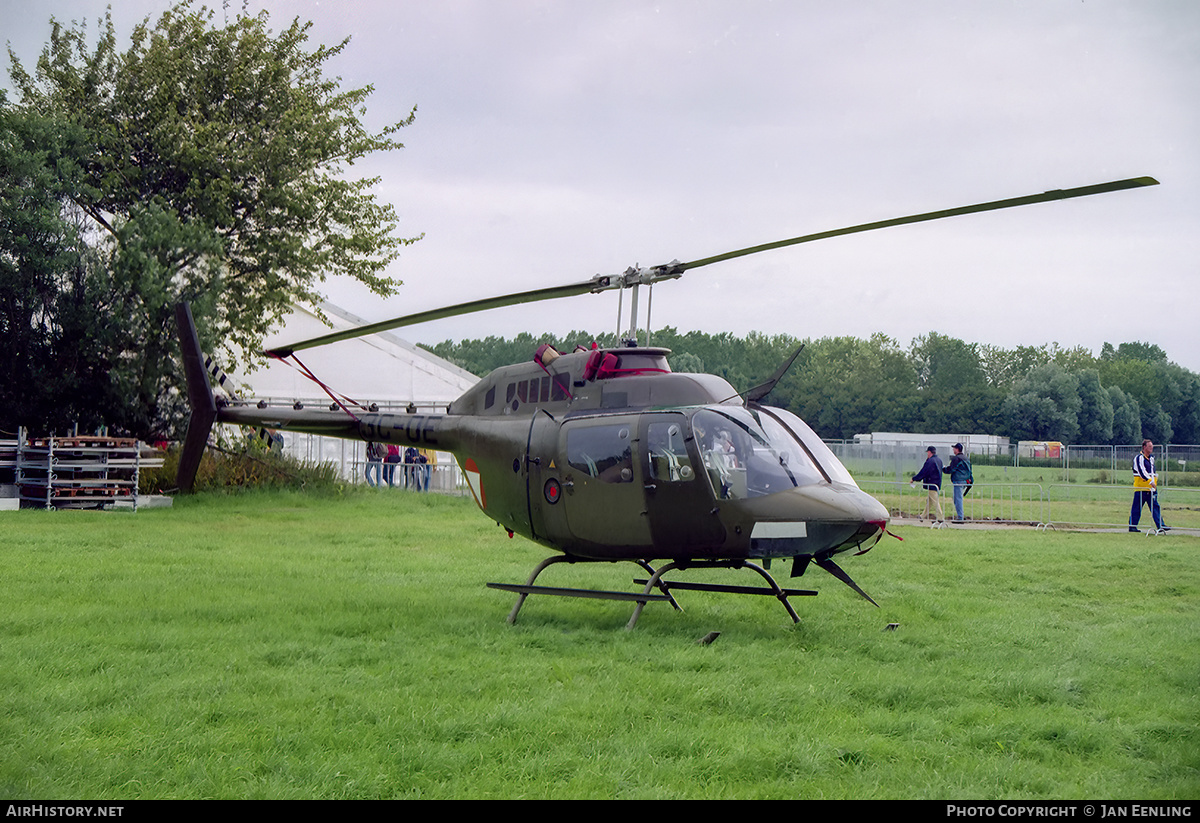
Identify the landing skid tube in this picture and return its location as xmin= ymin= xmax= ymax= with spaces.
xmin=488 ymin=556 xmax=817 ymax=629
xmin=488 ymin=556 xmax=678 ymax=626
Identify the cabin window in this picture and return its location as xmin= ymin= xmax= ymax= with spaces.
xmin=552 ymin=374 xmax=570 ymax=401
xmin=566 ymin=424 xmax=634 ymax=484
xmin=484 ymin=386 xmax=495 ymax=410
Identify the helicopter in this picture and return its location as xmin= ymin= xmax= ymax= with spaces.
xmin=175 ymin=175 xmax=1158 ymax=628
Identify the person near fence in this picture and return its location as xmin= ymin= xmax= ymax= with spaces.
xmin=404 ymin=445 xmax=420 ymax=490
xmin=943 ymin=442 xmax=973 ymax=521
xmin=912 ymin=446 xmax=944 ymax=522
xmin=384 ymin=443 xmax=401 ymax=487
xmin=365 ymin=441 xmax=385 ymax=487
xmin=1130 ymin=439 xmax=1168 ymax=532
xmin=418 ymin=448 xmax=434 ymax=491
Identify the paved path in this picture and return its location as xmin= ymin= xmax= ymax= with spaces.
xmin=889 ymin=516 xmax=1199 ymax=537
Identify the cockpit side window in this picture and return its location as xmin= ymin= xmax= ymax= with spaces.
xmin=646 ymin=419 xmax=696 ymax=483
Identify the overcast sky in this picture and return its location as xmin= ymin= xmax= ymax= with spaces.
xmin=5 ymin=1 xmax=1198 ymax=371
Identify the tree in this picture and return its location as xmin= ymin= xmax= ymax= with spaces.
xmin=1098 ymin=342 xmax=1194 ymax=443
xmin=1001 ymin=363 xmax=1082 ymax=442
xmin=910 ymin=332 xmax=985 ymax=392
xmin=670 ymin=352 xmax=704 ymax=374
xmin=907 ymin=332 xmax=1005 ymax=433
xmin=0 ymin=101 xmax=102 ymax=432
xmin=1107 ymin=385 xmax=1142 ymax=445
xmin=1166 ymin=370 xmax=1200 ymax=444
xmin=1075 ymin=369 xmax=1114 ymax=444
xmin=781 ymin=334 xmax=919 ymax=439
xmin=5 ymin=2 xmax=416 ymax=435
xmin=1102 ymin=341 xmax=1168 ymax=364
xmin=1140 ymin=404 xmax=1174 ymax=445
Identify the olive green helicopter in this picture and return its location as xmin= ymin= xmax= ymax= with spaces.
xmin=175 ymin=176 xmax=1157 ymax=628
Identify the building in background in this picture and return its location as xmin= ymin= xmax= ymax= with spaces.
xmin=852 ymin=432 xmax=1010 ymax=456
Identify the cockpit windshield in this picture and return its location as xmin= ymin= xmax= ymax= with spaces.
xmin=690 ymin=406 xmax=854 ymax=499
xmin=757 ymin=405 xmax=856 ymax=486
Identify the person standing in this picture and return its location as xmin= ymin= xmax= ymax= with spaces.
xmin=418 ymin=448 xmax=433 ymax=491
xmin=384 ymin=443 xmax=401 ymax=487
xmin=943 ymin=442 xmax=973 ymax=522
xmin=912 ymin=446 xmax=945 ymax=523
xmin=404 ymin=445 xmax=420 ymax=490
xmin=365 ymin=441 xmax=385 ymax=487
xmin=1130 ymin=439 xmax=1167 ymax=532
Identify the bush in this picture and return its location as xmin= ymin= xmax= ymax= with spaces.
xmin=140 ymin=432 xmax=342 ymax=494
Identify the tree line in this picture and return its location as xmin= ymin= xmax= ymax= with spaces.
xmin=1 ymin=2 xmax=410 ymax=438
xmin=421 ymin=330 xmax=1200 ymax=445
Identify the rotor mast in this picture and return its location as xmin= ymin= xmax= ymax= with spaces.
xmin=607 ymin=260 xmax=685 ymax=346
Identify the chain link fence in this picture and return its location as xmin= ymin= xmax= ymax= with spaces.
xmin=832 ymin=440 xmax=1200 ymax=530
xmin=275 ymin=431 xmax=467 ymax=494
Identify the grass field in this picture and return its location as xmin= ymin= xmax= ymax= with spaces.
xmin=2 ymin=489 xmax=1198 ymax=799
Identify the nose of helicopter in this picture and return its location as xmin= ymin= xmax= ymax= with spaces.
xmin=823 ymin=482 xmax=891 ymax=546
xmin=851 ymin=483 xmax=891 ymax=525
xmin=760 ymin=481 xmax=889 ymax=524
xmin=742 ymin=480 xmax=891 ymax=558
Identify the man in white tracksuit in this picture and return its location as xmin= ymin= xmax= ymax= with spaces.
xmin=1129 ymin=439 xmax=1168 ymax=532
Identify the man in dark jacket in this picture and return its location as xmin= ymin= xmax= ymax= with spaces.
xmin=943 ymin=442 xmax=973 ymax=521
xmin=912 ymin=446 xmax=944 ymax=522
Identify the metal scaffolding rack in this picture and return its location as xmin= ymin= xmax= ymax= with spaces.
xmin=2 ymin=428 xmax=163 ymax=511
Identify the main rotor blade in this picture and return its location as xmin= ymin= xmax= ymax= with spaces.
xmin=266 ymin=279 xmax=599 ymax=356
xmin=267 ymin=175 xmax=1157 ymax=356
xmin=679 ymin=176 xmax=1159 ymax=271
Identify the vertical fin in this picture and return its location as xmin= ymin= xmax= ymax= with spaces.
xmin=174 ymin=303 xmax=217 ymax=493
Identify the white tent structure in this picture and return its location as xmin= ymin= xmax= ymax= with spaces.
xmin=253 ymin=302 xmax=478 ymax=409
xmin=229 ymin=302 xmax=479 ymax=488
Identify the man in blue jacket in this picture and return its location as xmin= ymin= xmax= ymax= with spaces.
xmin=912 ymin=446 xmax=944 ymax=523
xmin=943 ymin=442 xmax=973 ymax=522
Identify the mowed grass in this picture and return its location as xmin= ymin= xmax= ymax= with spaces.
xmin=2 ymin=489 xmax=1197 ymax=799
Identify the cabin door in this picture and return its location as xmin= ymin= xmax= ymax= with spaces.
xmin=555 ymin=415 xmax=651 ymax=555
xmin=641 ymin=413 xmax=727 ymax=553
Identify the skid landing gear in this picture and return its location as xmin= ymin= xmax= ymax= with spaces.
xmin=488 ymin=556 xmax=817 ymax=629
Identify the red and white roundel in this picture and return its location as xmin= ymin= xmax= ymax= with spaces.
xmin=461 ymin=457 xmax=486 ymax=511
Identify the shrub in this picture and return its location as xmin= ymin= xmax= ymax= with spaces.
xmin=140 ymin=432 xmax=342 ymax=494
